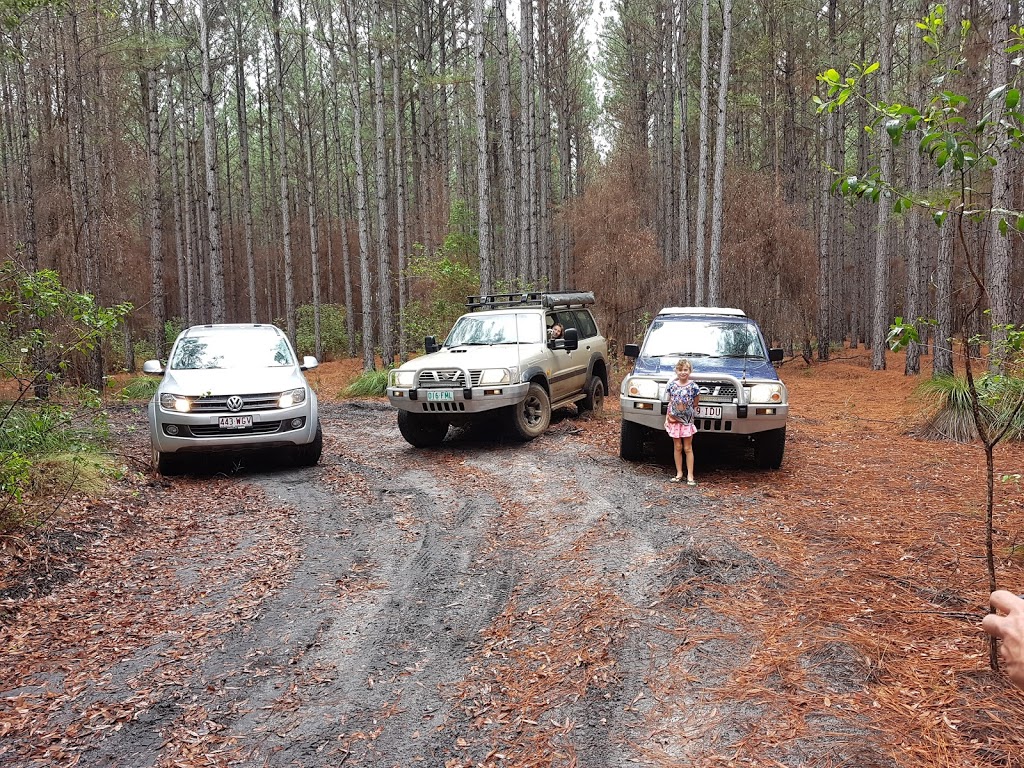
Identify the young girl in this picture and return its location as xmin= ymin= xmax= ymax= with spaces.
xmin=665 ymin=359 xmax=700 ymax=485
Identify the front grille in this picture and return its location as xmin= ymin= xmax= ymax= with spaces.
xmin=183 ymin=421 xmax=285 ymax=437
xmin=190 ymin=393 xmax=282 ymax=412
xmin=418 ymin=369 xmax=485 ymax=387
xmin=698 ymin=419 xmax=732 ymax=432
xmin=421 ymin=402 xmax=466 ymax=413
xmin=696 ymin=381 xmax=737 ymax=403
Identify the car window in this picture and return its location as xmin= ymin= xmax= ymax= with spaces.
xmin=170 ymin=333 xmax=295 ymax=369
xmin=569 ymin=310 xmax=598 ymax=339
xmin=642 ymin=319 xmax=767 ymax=359
xmin=446 ymin=313 xmax=542 ymax=345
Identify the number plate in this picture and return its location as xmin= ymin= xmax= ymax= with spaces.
xmin=696 ymin=405 xmax=722 ymax=419
xmin=426 ymin=390 xmax=455 ymax=402
xmin=219 ymin=415 xmax=253 ymax=429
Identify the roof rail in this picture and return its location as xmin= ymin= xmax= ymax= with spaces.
xmin=657 ymin=306 xmax=746 ymax=317
xmin=465 ymin=291 xmax=596 ymax=311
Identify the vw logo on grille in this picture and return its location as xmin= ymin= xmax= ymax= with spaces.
xmin=226 ymin=395 xmax=244 ymax=412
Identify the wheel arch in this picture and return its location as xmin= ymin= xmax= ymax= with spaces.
xmin=519 ymin=365 xmax=550 ymax=395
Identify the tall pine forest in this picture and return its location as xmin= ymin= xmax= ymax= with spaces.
xmin=1 ymin=0 xmax=1021 ymax=378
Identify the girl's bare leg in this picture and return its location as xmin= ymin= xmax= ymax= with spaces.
xmin=683 ymin=436 xmax=695 ymax=482
xmin=673 ymin=437 xmax=684 ymax=478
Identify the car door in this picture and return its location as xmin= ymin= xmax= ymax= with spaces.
xmin=544 ymin=309 xmax=577 ymax=403
xmin=563 ymin=310 xmax=597 ymax=395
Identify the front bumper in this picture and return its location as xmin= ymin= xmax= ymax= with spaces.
xmin=387 ymin=382 xmax=530 ymax=415
xmin=149 ymin=400 xmax=319 ymax=454
xmin=619 ymin=395 xmax=788 ymax=436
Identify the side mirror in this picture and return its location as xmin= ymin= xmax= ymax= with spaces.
xmin=301 ymin=356 xmax=319 ymax=370
xmin=424 ymin=336 xmax=439 ymax=354
xmin=142 ymin=359 xmax=164 ymax=375
xmin=562 ymin=327 xmax=579 ymax=351
xmin=624 ymin=343 xmax=640 ymax=359
xmin=768 ymin=348 xmax=784 ymax=363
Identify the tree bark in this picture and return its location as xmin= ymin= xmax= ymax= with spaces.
xmin=342 ymin=0 xmax=376 ymax=371
xmin=234 ymin=4 xmax=258 ymax=323
xmin=200 ymin=0 xmax=225 ymax=323
xmin=986 ymin=0 xmax=1011 ymax=370
xmin=871 ymin=0 xmax=894 ymax=371
xmin=473 ymin=0 xmax=492 ymax=294
xmin=272 ymin=0 xmax=296 ymax=344
xmin=693 ymin=0 xmax=712 ymax=304
xmin=371 ymin=0 xmax=395 ymax=366
xmin=707 ymin=0 xmax=732 ymax=306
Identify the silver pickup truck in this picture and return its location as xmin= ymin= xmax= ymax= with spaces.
xmin=387 ymin=292 xmax=609 ymax=447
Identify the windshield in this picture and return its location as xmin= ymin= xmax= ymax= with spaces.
xmin=169 ymin=332 xmax=295 ymax=370
xmin=642 ymin=319 xmax=767 ymax=359
xmin=445 ymin=313 xmax=544 ymax=346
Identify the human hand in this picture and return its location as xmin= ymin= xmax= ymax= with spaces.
xmin=981 ymin=590 xmax=1024 ymax=688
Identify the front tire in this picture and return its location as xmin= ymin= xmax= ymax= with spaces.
xmin=153 ymin=444 xmax=185 ymax=476
xmin=398 ymin=410 xmax=449 ymax=447
xmin=580 ymin=376 xmax=605 ymax=416
xmin=508 ymin=382 xmax=551 ymax=440
xmin=294 ymin=421 xmax=323 ymax=466
xmin=754 ymin=427 xmax=786 ymax=469
xmin=619 ymin=419 xmax=645 ymax=461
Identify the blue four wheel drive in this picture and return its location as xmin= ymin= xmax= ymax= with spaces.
xmin=618 ymin=307 xmax=789 ymax=469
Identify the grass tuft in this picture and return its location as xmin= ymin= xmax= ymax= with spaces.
xmin=117 ymin=376 xmax=159 ymax=401
xmin=26 ymin=452 xmax=114 ymax=497
xmin=342 ymin=369 xmax=390 ymax=398
xmin=914 ymin=374 xmax=1024 ymax=442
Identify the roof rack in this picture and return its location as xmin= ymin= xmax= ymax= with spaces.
xmin=465 ymin=291 xmax=596 ymax=311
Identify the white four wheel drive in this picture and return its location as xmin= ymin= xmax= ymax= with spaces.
xmin=619 ymin=307 xmax=789 ymax=469
xmin=144 ymin=323 xmax=323 ymax=475
xmin=387 ymin=292 xmax=610 ymax=447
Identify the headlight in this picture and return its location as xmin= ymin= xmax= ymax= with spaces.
xmin=479 ymin=368 xmax=511 ymax=385
xmin=748 ymin=383 xmax=785 ymax=404
xmin=626 ymin=377 xmax=660 ymax=399
xmin=160 ymin=393 xmax=192 ymax=412
xmin=278 ymin=387 xmax=307 ymax=408
xmin=389 ymin=369 xmax=415 ymax=388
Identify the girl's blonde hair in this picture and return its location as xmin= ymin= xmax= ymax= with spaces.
xmin=675 ymin=359 xmax=692 ymax=374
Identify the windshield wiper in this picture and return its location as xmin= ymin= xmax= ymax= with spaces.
xmin=654 ymin=351 xmax=710 ymax=357
xmin=719 ymin=353 xmax=763 ymax=358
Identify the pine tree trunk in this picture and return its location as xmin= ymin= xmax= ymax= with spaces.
xmin=676 ymin=0 xmax=690 ymax=295
xmin=235 ymin=5 xmax=258 ymax=323
xmin=473 ymin=0 xmax=491 ymax=294
xmin=871 ymin=0 xmax=894 ymax=371
xmin=392 ymin=0 xmax=409 ymax=361
xmin=14 ymin=30 xmax=38 ymax=272
xmin=904 ymin=0 xmax=927 ymax=375
xmin=694 ymin=0 xmax=712 ymax=304
xmin=146 ymin=0 xmax=164 ymax=356
xmin=520 ymin=0 xmax=536 ymax=282
xmin=325 ymin=12 xmax=357 ymax=359
xmin=706 ymin=0 xmax=732 ymax=306
xmin=371 ymin=0 xmax=395 ymax=366
xmin=272 ymin=0 xmax=296 ymax=345
xmin=200 ymin=0 xmax=225 ymax=323
xmin=496 ymin=0 xmax=518 ymax=282
xmin=986 ymin=0 xmax=1011 ymax=369
xmin=299 ymin=2 xmax=322 ymax=360
xmin=342 ymin=0 xmax=376 ymax=371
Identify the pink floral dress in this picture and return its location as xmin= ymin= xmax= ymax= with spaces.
xmin=665 ymin=379 xmax=700 ymax=439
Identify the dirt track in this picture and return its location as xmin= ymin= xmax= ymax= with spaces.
xmin=0 ymin=398 xmax=908 ymax=767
